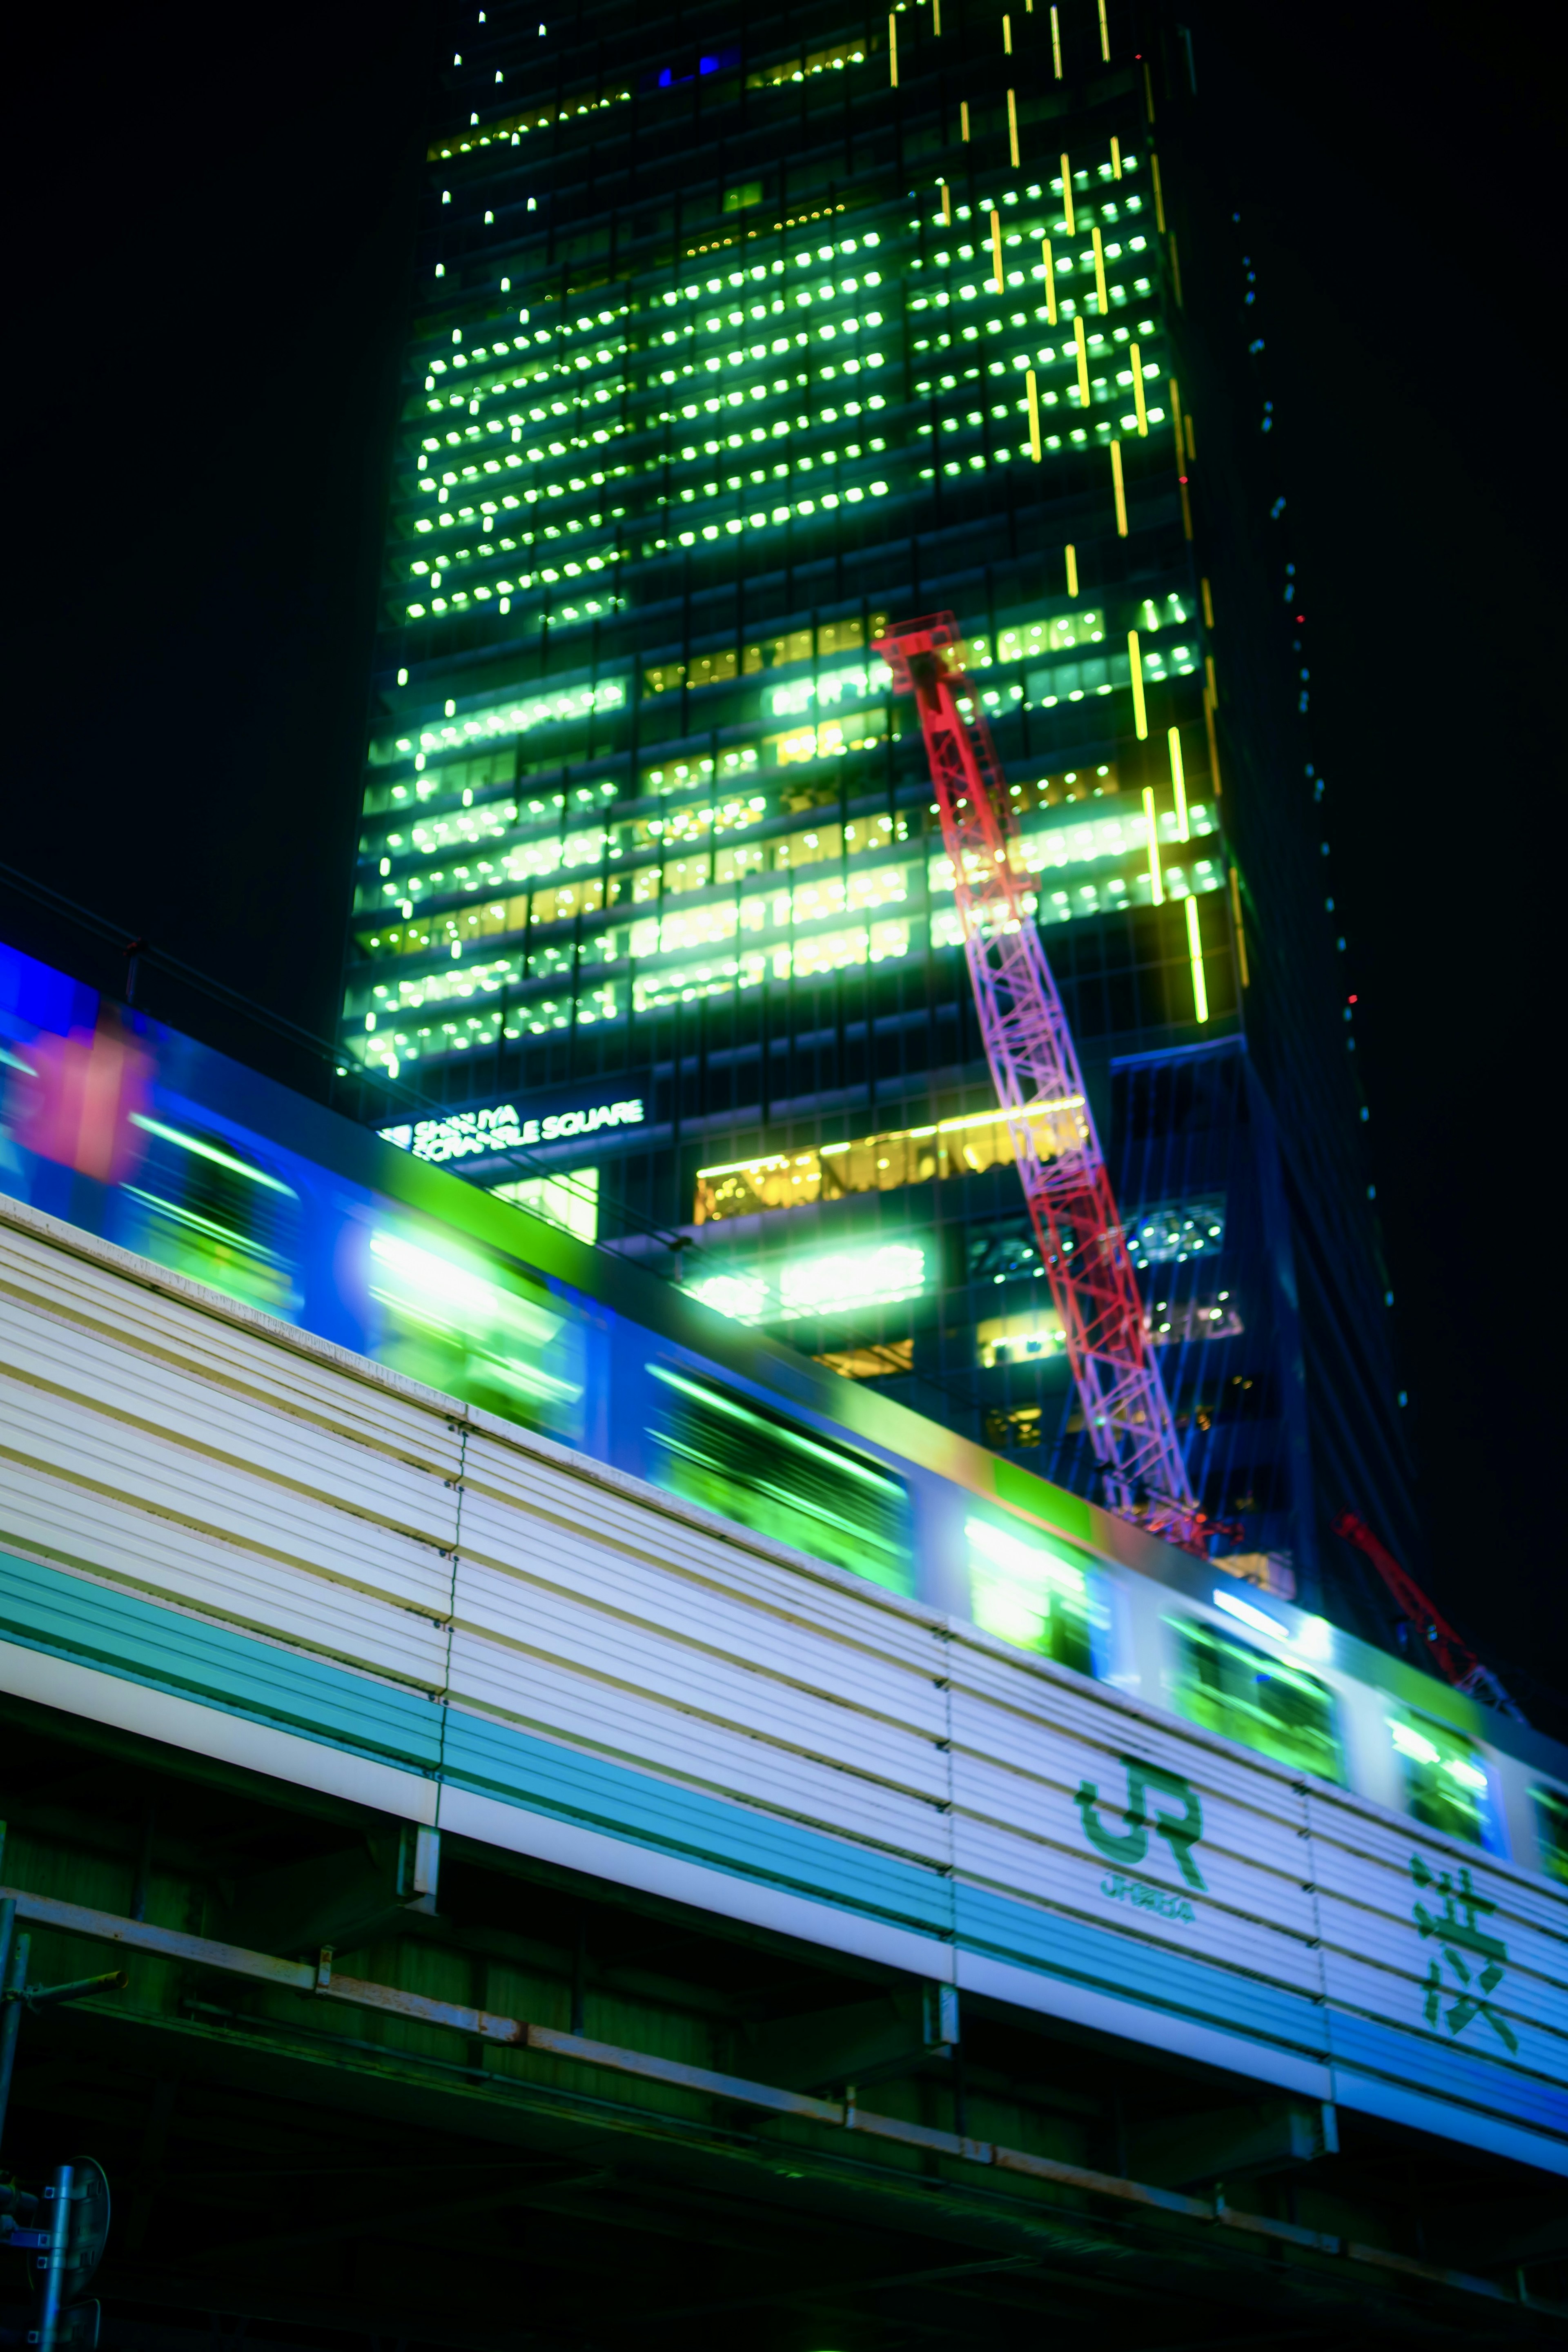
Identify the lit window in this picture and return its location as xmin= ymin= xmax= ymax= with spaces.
xmin=1169 ymin=1619 xmax=1343 ymax=1782
xmin=967 ymin=1516 xmax=1106 ymax=1673
xmin=1388 ymin=1714 xmax=1500 ymax=1848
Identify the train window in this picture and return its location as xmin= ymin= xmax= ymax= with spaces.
xmin=965 ymin=1515 xmax=1105 ymax=1675
xmin=125 ymin=1112 xmax=302 ymax=1317
xmin=647 ymin=1364 xmax=913 ymax=1594
xmin=1169 ymin=1619 xmax=1344 ymax=1782
xmin=365 ymin=1220 xmax=586 ymax=1443
xmin=1530 ymin=1785 xmax=1568 ymax=1884
xmin=1387 ymin=1713 xmax=1500 ymax=1850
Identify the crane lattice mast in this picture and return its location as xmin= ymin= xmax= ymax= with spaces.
xmin=876 ymin=613 xmax=1204 ymax=1548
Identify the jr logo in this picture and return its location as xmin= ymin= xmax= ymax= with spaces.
xmin=1074 ymin=1756 xmax=1208 ymax=1891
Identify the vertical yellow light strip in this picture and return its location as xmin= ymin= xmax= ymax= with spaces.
xmin=960 ymin=99 xmax=971 ymax=141
xmin=889 ymin=13 xmax=899 ymax=87
xmin=1228 ymin=866 xmax=1250 ymax=984
xmin=1041 ymin=234 xmax=1057 ymax=322
xmin=1185 ymin=410 xmax=1196 ymax=465
xmin=1168 ymin=375 xmax=1183 ymax=447
xmin=1201 ymin=575 xmax=1215 ymax=628
xmin=1205 ymin=653 xmax=1218 ymax=706
xmin=1060 ymin=154 xmax=1075 ymax=235
xmin=1091 ymin=227 xmax=1109 ymax=312
xmin=1110 ymin=438 xmax=1128 ymax=535
xmin=1003 ymin=12 xmax=1013 ymax=51
xmin=1051 ymin=5 xmax=1063 ymax=77
xmin=1127 ymin=630 xmax=1148 ymax=738
xmin=1065 ymin=542 xmax=1079 ymax=597
xmin=1129 ymin=339 xmax=1148 ymax=434
xmin=942 ymin=179 xmax=953 ymax=224
xmin=1073 ymin=315 xmax=1091 ymax=405
xmin=991 ymin=209 xmax=1005 ymax=292
xmin=1098 ymin=0 xmax=1111 ymax=62
xmin=1169 ymin=232 xmax=1184 ymax=307
xmin=1167 ymin=725 xmax=1189 ymax=837
xmin=1150 ymin=152 xmax=1167 ymax=232
xmin=933 ymin=0 xmax=942 ymax=31
xmin=1143 ymin=60 xmax=1156 ymax=120
xmin=1007 ymin=87 xmax=1020 ymax=167
xmin=1110 ymin=136 xmax=1123 ymax=179
xmin=1204 ymin=683 xmax=1223 ymax=795
xmin=1143 ymin=786 xmax=1164 ymax=905
xmin=1185 ymin=898 xmax=1209 ymax=1022
xmin=1027 ymin=371 xmax=1042 ymax=461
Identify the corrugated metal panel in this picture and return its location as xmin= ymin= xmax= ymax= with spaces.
xmin=0 ymin=1220 xmax=466 ymax=1478
xmin=462 ymin=1428 xmax=941 ymax=1675
xmin=0 ymin=1375 xmax=456 ymax=1611
xmin=0 ymin=1392 xmax=452 ymax=1687
xmin=1306 ymin=1788 xmax=1568 ymax=2081
xmin=1 ymin=1208 xmax=1565 ymax=2158
xmin=0 ymin=1549 xmax=445 ymax=1772
xmin=0 ymin=1288 xmax=459 ymax=1544
xmin=438 ymin=1708 xmax=955 ymax=1936
xmin=0 ymin=1458 xmax=448 ymax=1691
xmin=448 ymin=1623 xmax=949 ymax=1863
xmin=945 ymin=1637 xmax=1326 ymax=2047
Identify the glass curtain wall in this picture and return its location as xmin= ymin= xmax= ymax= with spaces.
xmin=341 ymin=0 xmax=1371 ymax=1584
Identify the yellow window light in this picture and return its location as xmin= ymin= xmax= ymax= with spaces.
xmin=1051 ymin=4 xmax=1063 ymax=78
xmin=1127 ymin=630 xmax=1148 ymax=739
xmin=1073 ymin=314 xmax=1091 ymax=405
xmin=1201 ymin=575 xmax=1215 ymax=628
xmin=1204 ymin=681 xmax=1223 ymax=796
xmin=1098 ymin=0 xmax=1111 ymax=61
xmin=1027 ymin=370 xmax=1042 ymax=462
xmin=1109 ymin=437 xmax=1128 ymax=536
xmin=1143 ymin=60 xmax=1156 ymax=122
xmin=1091 ymin=227 xmax=1109 ymax=314
xmin=961 ymin=98 xmax=971 ymax=141
xmin=1060 ymin=151 xmax=1075 ymax=235
xmin=1151 ymin=151 xmax=1167 ymax=232
xmin=1205 ymin=651 xmax=1219 ymax=706
xmin=1143 ymin=785 xmax=1163 ymax=906
xmin=1003 ymin=11 xmax=1013 ymax=52
xmin=1041 ymin=234 xmax=1057 ymax=323
xmin=1229 ymin=864 xmax=1249 ymax=986
xmin=888 ymin=11 xmax=898 ymax=85
xmin=1007 ymin=86 xmax=1021 ymax=169
xmin=1185 ymin=895 xmax=1209 ymax=1022
xmin=1168 ymin=725 xmax=1189 ymax=839
xmin=991 ymin=208 xmax=1005 ymax=292
xmin=1065 ymin=541 xmax=1079 ymax=597
xmin=933 ymin=0 xmax=942 ymax=29
xmin=1110 ymin=135 xmax=1123 ymax=179
xmin=1129 ymin=338 xmax=1148 ymax=436
xmin=941 ymin=178 xmax=953 ymax=224
xmin=1185 ymin=408 xmax=1197 ymax=465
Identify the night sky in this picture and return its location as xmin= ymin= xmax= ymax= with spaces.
xmin=7 ymin=2 xmax=1563 ymax=1704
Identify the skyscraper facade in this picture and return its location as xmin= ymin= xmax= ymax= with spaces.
xmin=341 ymin=1 xmax=1415 ymax=1613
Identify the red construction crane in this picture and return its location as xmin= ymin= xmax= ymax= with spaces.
xmin=1332 ymin=1512 xmax=1523 ymax=1718
xmin=875 ymin=613 xmax=1205 ymax=1550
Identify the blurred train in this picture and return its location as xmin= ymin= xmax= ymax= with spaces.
xmin=2 ymin=933 xmax=1565 ymax=1890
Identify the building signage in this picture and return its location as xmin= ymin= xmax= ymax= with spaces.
xmin=380 ymin=1089 xmax=648 ymax=1165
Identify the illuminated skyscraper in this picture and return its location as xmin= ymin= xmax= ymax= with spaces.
xmin=341 ymin=3 xmax=1414 ymax=1609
